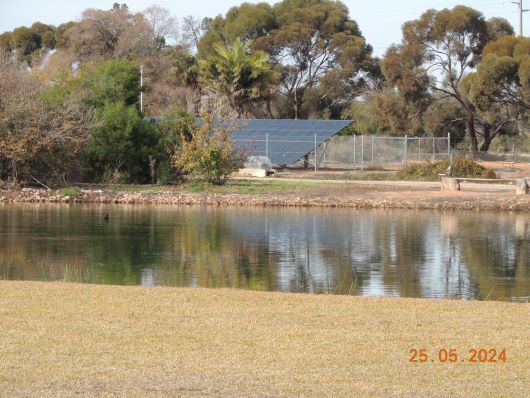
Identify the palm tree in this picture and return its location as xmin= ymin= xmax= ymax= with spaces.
xmin=199 ymin=38 xmax=278 ymax=117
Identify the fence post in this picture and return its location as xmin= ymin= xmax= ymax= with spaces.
xmin=314 ymin=133 xmax=317 ymax=172
xmin=432 ymin=137 xmax=435 ymax=162
xmin=418 ymin=138 xmax=421 ymax=162
xmin=404 ymin=135 xmax=408 ymax=167
xmin=361 ymin=135 xmax=364 ymax=171
xmin=265 ymin=133 xmax=269 ymax=159
xmin=371 ymin=135 xmax=374 ymax=164
xmin=353 ymin=134 xmax=356 ymax=166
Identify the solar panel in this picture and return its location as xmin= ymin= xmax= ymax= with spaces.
xmin=145 ymin=117 xmax=352 ymax=165
xmin=231 ymin=119 xmax=352 ymax=164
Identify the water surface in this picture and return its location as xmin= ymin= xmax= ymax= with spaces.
xmin=0 ymin=204 xmax=528 ymax=301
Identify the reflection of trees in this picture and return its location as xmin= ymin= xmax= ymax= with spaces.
xmin=457 ymin=213 xmax=530 ymax=300
xmin=0 ymin=205 xmax=528 ymax=300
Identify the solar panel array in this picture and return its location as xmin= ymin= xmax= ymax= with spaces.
xmin=145 ymin=117 xmax=352 ymax=165
xmin=229 ymin=119 xmax=352 ymax=165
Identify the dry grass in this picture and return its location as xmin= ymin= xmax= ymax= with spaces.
xmin=0 ymin=281 xmax=528 ymax=397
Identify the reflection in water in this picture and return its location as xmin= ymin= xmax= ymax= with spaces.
xmin=0 ymin=204 xmax=529 ymax=301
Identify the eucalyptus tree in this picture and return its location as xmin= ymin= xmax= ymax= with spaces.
xmin=382 ymin=6 xmax=513 ymax=151
xmin=269 ymin=0 xmax=375 ymax=118
xmin=197 ymin=0 xmax=375 ymax=119
xmin=463 ymin=35 xmax=530 ymax=150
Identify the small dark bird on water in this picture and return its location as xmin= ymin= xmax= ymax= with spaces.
xmin=104 ymin=213 xmax=109 ymax=222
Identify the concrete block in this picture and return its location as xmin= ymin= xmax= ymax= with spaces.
xmin=515 ymin=179 xmax=529 ymax=195
xmin=441 ymin=177 xmax=460 ymax=192
xmin=238 ymin=168 xmax=267 ymax=178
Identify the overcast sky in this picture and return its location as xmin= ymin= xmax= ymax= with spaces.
xmin=0 ymin=0 xmax=522 ymax=56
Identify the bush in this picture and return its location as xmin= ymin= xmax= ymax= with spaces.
xmin=83 ymin=101 xmax=161 ymax=183
xmin=397 ymin=158 xmax=497 ymax=181
xmin=173 ymin=116 xmax=246 ymax=185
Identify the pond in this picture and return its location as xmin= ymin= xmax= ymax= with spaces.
xmin=0 ymin=204 xmax=529 ymax=301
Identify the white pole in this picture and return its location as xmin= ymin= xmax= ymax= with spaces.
xmin=266 ymin=133 xmax=269 ymax=159
xmin=361 ymin=135 xmax=364 ymax=171
xmin=371 ymin=135 xmax=374 ymax=164
xmin=432 ymin=137 xmax=435 ymax=162
xmin=353 ymin=134 xmax=356 ymax=166
xmin=140 ymin=64 xmax=144 ymax=113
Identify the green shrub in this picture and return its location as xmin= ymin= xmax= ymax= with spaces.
xmin=84 ymin=101 xmax=161 ymax=183
xmin=59 ymin=187 xmax=82 ymax=198
xmin=397 ymin=158 xmax=497 ymax=181
xmin=173 ymin=115 xmax=246 ymax=185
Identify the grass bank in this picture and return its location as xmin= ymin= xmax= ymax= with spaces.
xmin=0 ymin=281 xmax=528 ymax=397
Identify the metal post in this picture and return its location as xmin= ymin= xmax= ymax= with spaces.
xmin=265 ymin=133 xmax=269 ymax=159
xmin=361 ymin=135 xmax=364 ymax=171
xmin=140 ymin=64 xmax=144 ymax=113
xmin=371 ymin=135 xmax=374 ymax=164
xmin=314 ymin=133 xmax=317 ymax=172
xmin=418 ymin=138 xmax=421 ymax=162
xmin=432 ymin=137 xmax=435 ymax=162
xmin=404 ymin=135 xmax=408 ymax=166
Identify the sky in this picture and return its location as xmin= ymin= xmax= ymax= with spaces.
xmin=0 ymin=0 xmax=524 ymax=56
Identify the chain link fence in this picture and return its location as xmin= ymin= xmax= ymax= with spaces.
xmin=234 ymin=134 xmax=452 ymax=171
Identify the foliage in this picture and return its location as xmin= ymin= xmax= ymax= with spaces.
xmin=153 ymin=109 xmax=195 ymax=182
xmin=83 ymin=102 xmax=160 ymax=183
xmin=423 ymin=97 xmax=466 ymax=144
xmin=463 ymin=35 xmax=530 ymax=150
xmin=62 ymin=4 xmax=154 ymax=60
xmin=197 ymin=0 xmax=376 ymax=119
xmin=74 ymin=59 xmax=142 ymax=108
xmin=0 ymin=56 xmax=91 ymax=186
xmin=397 ymin=158 xmax=497 ymax=181
xmin=0 ymin=23 xmax=56 ymax=65
xmin=382 ymin=6 xmax=514 ymax=151
xmin=199 ymin=38 xmax=278 ymax=117
xmin=341 ymin=100 xmax=381 ymax=135
xmin=173 ymin=115 xmax=246 ymax=185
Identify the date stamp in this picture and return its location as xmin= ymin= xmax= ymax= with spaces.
xmin=409 ymin=348 xmax=507 ymax=363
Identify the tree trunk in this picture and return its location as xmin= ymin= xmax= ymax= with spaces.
xmin=479 ymin=123 xmax=492 ymax=152
xmin=466 ymin=111 xmax=478 ymax=153
xmin=266 ymin=99 xmax=274 ymax=119
xmin=293 ymin=91 xmax=299 ymax=120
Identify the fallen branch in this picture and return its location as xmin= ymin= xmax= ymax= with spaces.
xmin=30 ymin=174 xmax=52 ymax=191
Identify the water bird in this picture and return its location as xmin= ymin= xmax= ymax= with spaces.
xmin=104 ymin=213 xmax=109 ymax=222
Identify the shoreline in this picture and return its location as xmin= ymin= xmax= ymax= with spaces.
xmin=1 ymin=180 xmax=530 ymax=210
